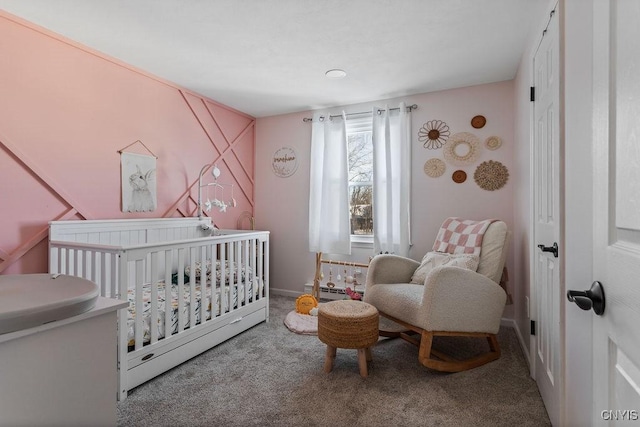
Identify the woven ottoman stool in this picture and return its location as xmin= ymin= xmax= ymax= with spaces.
xmin=317 ymin=300 xmax=379 ymax=377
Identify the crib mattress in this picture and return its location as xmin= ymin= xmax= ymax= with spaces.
xmin=127 ymin=279 xmax=262 ymax=347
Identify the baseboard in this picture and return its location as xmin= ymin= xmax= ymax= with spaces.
xmin=500 ymin=317 xmax=532 ymax=369
xmin=303 ymin=282 xmax=364 ymax=300
xmin=269 ymin=288 xmax=301 ymax=298
xmin=270 ymin=284 xmax=365 ymax=301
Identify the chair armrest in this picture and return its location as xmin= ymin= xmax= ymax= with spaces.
xmin=365 ymin=255 xmax=420 ymax=288
xmin=420 ymin=266 xmax=507 ymax=334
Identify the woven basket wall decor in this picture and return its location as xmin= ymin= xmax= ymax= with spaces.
xmin=474 ymin=160 xmax=509 ymax=191
xmin=471 ymin=115 xmax=487 ymax=129
xmin=424 ymin=158 xmax=446 ymax=178
xmin=418 ymin=120 xmax=450 ymax=149
xmin=485 ymin=136 xmax=503 ymax=151
xmin=443 ymin=132 xmax=481 ymax=166
xmin=452 ymin=170 xmax=467 ymax=183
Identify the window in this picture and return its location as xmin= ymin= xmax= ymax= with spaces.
xmin=346 ymin=116 xmax=373 ymax=239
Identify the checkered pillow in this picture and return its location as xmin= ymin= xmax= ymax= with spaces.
xmin=432 ymin=217 xmax=497 ymax=256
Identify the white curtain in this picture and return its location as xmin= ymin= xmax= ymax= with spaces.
xmin=309 ymin=112 xmax=351 ymax=255
xmin=372 ymin=102 xmax=411 ymax=256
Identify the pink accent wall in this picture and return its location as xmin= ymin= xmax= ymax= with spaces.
xmin=0 ymin=12 xmax=256 ymax=275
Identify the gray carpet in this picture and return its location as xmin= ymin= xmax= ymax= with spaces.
xmin=117 ymin=295 xmax=550 ymax=426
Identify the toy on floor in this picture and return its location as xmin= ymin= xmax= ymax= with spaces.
xmin=295 ymin=294 xmax=318 ymax=315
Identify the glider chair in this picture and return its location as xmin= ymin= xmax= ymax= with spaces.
xmin=364 ymin=218 xmax=509 ymax=372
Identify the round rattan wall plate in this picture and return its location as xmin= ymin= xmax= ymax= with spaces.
xmin=443 ymin=132 xmax=481 ymax=166
xmin=471 ymin=115 xmax=487 ymax=129
xmin=474 ymin=160 xmax=509 ymax=191
xmin=452 ymin=170 xmax=467 ymax=183
xmin=485 ymin=136 xmax=502 ymax=151
xmin=424 ymin=158 xmax=446 ymax=178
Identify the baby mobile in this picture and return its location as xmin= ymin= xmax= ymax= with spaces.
xmin=197 ymin=163 xmax=236 ymax=220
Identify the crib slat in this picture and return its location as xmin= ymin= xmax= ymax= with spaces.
xmin=199 ymin=245 xmax=208 ymax=324
xmin=99 ymin=253 xmax=107 ymax=297
xmin=110 ymin=253 xmax=118 ymax=299
xmin=84 ymin=250 xmax=92 ymax=281
xmin=220 ymin=243 xmax=227 ymax=314
xmin=243 ymin=239 xmax=250 ymax=306
xmin=150 ymin=251 xmax=159 ymax=345
xmin=178 ymin=248 xmax=185 ymax=333
xmin=64 ymin=249 xmax=71 ymax=276
xmin=207 ymin=242 xmax=216 ymax=319
xmin=74 ymin=249 xmax=80 ymax=277
xmin=54 ymin=248 xmax=60 ymax=275
xmin=134 ymin=259 xmax=145 ymax=351
xmin=231 ymin=242 xmax=237 ymax=311
xmin=164 ymin=249 xmax=173 ymax=340
xmin=250 ymin=239 xmax=257 ymax=301
xmin=257 ymin=240 xmax=263 ymax=299
xmin=90 ymin=251 xmax=99 ymax=292
xmin=238 ymin=240 xmax=244 ymax=306
xmin=189 ymin=247 xmax=197 ymax=330
xmin=90 ymin=251 xmax=96 ymax=284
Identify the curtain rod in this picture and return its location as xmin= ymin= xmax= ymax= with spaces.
xmin=302 ymin=104 xmax=418 ymax=123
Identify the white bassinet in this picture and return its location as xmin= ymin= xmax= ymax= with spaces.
xmin=48 ymin=217 xmax=269 ymax=401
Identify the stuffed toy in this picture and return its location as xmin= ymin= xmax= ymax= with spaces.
xmin=295 ymin=294 xmax=318 ymax=315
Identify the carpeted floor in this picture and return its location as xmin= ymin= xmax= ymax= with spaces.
xmin=117 ymin=294 xmax=551 ymax=426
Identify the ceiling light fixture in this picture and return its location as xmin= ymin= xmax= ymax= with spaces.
xmin=325 ymin=69 xmax=347 ymax=79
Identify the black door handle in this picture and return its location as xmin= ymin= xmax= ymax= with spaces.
xmin=567 ymin=281 xmax=605 ymax=315
xmin=537 ymin=242 xmax=558 ymax=258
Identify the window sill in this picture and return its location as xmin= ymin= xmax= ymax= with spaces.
xmin=351 ymin=235 xmax=373 ymax=249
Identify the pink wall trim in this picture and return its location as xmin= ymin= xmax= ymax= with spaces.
xmin=0 ymin=12 xmax=256 ymax=275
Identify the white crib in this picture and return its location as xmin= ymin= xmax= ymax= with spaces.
xmin=48 ymin=217 xmax=269 ymax=401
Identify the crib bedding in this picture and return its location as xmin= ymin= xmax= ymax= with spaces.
xmin=183 ymin=259 xmax=253 ymax=285
xmin=127 ymin=277 xmax=262 ymax=347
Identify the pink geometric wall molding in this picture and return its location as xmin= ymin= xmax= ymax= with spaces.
xmin=0 ymin=12 xmax=256 ymax=274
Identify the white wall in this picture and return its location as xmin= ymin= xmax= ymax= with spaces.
xmin=256 ymin=81 xmax=516 ymax=318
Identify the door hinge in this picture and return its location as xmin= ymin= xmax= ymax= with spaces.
xmin=530 ymin=86 xmax=535 ymax=102
xmin=530 ymin=320 xmax=536 ymax=336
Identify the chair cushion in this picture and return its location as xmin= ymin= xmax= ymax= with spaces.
xmin=364 ymin=283 xmax=425 ymax=327
xmin=409 ymin=252 xmax=479 ymax=284
xmin=476 ymin=221 xmax=509 ymax=283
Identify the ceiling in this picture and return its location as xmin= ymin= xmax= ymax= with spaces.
xmin=0 ymin=0 xmax=546 ymax=118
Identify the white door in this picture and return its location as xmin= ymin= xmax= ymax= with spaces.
xmin=591 ymin=0 xmax=640 ymax=424
xmin=532 ymin=4 xmax=561 ymax=425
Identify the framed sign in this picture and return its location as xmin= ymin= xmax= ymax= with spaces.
xmin=272 ymin=146 xmax=298 ymax=177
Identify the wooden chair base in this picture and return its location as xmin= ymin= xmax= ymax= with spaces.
xmin=378 ymin=312 xmax=501 ymax=373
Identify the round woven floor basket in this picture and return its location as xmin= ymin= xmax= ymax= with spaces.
xmin=318 ymin=300 xmax=379 ymax=349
